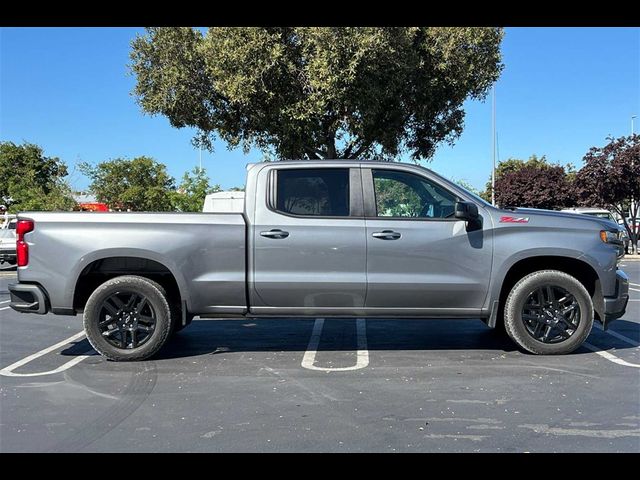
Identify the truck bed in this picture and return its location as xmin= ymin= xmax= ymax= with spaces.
xmin=17 ymin=212 xmax=247 ymax=315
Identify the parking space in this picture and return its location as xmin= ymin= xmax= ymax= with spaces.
xmin=1 ymin=263 xmax=639 ymax=452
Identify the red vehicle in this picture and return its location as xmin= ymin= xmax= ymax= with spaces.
xmin=77 ymin=202 xmax=109 ymax=212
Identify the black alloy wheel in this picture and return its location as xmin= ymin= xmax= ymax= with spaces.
xmin=521 ymin=285 xmax=581 ymax=344
xmin=98 ymin=291 xmax=157 ymax=349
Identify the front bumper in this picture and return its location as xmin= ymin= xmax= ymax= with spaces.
xmin=602 ymin=270 xmax=629 ymax=328
xmin=8 ymin=283 xmax=49 ymax=314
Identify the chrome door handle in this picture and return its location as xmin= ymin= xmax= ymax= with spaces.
xmin=372 ymin=230 xmax=401 ymax=240
xmin=260 ymin=229 xmax=290 ymax=239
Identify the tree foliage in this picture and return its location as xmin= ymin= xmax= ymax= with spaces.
xmin=482 ymin=155 xmax=552 ymax=202
xmin=492 ymin=155 xmax=575 ymax=210
xmin=171 ymin=167 xmax=220 ymax=212
xmin=130 ymin=27 xmax=504 ymax=161
xmin=80 ymin=157 xmax=175 ymax=211
xmin=374 ymin=178 xmax=424 ymax=217
xmin=574 ymin=135 xmax=640 ymax=246
xmin=0 ymin=141 xmax=76 ymax=213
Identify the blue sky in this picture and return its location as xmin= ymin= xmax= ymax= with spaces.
xmin=1 ymin=27 xmax=638 ymax=192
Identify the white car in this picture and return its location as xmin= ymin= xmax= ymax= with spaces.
xmin=0 ymin=217 xmax=17 ymax=266
xmin=562 ymin=208 xmax=630 ymax=252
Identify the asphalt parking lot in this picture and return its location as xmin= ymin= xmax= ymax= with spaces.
xmin=1 ymin=262 xmax=639 ymax=452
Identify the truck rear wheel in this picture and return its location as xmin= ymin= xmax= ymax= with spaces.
xmin=83 ymin=275 xmax=173 ymax=361
xmin=504 ymin=270 xmax=594 ymax=355
xmin=133 ymin=277 xmax=187 ymax=335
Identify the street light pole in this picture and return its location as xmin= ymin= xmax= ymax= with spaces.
xmin=632 ymin=115 xmax=638 ymax=253
xmin=491 ymin=85 xmax=496 ymax=206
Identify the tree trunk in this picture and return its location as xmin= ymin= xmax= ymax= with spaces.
xmin=325 ymin=132 xmax=337 ymax=159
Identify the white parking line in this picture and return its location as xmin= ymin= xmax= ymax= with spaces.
xmin=0 ymin=306 xmax=10 ymax=311
xmin=630 ymin=287 xmax=640 ymax=293
xmin=0 ymin=331 xmax=93 ymax=377
xmin=0 ymin=300 xmax=10 ymax=304
xmin=301 ymin=318 xmax=369 ymax=372
xmin=630 ymin=282 xmax=640 ymax=287
xmin=584 ymin=343 xmax=640 ymax=369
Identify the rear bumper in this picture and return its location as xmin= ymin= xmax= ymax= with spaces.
xmin=602 ymin=270 xmax=629 ymax=327
xmin=8 ymin=283 xmax=49 ymax=314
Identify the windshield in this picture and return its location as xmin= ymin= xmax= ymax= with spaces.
xmin=583 ymin=212 xmax=614 ymax=221
xmin=457 ymin=185 xmax=492 ymax=207
xmin=431 ymin=174 xmax=492 ymax=208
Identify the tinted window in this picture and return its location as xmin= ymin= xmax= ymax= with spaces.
xmin=584 ymin=212 xmax=614 ymax=221
xmin=276 ymin=168 xmax=350 ymax=217
xmin=372 ymin=169 xmax=457 ymax=218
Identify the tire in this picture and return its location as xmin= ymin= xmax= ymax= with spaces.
xmin=504 ymin=270 xmax=594 ymax=355
xmin=137 ymin=278 xmax=183 ymax=336
xmin=83 ymin=275 xmax=173 ymax=361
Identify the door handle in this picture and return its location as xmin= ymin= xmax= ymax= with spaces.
xmin=372 ymin=230 xmax=401 ymax=240
xmin=260 ymin=229 xmax=290 ymax=239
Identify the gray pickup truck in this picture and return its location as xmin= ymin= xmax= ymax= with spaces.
xmin=8 ymin=161 xmax=629 ymax=360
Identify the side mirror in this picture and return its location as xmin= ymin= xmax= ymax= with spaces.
xmin=454 ymin=201 xmax=479 ymax=221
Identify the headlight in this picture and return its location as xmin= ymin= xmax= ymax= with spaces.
xmin=600 ymin=230 xmax=621 ymax=244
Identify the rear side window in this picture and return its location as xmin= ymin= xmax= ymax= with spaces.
xmin=275 ymin=168 xmax=350 ymax=217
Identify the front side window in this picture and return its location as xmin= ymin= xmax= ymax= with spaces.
xmin=372 ymin=169 xmax=457 ymax=219
xmin=275 ymin=168 xmax=350 ymax=217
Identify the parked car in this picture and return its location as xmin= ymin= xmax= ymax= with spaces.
xmin=9 ymin=161 xmax=629 ymax=360
xmin=560 ymin=207 xmax=618 ymax=222
xmin=0 ymin=216 xmax=17 ymax=266
xmin=621 ymin=217 xmax=639 ymax=254
xmin=621 ymin=217 xmax=639 ymax=234
xmin=561 ymin=208 xmax=630 ymax=253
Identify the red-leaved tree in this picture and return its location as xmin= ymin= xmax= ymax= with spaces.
xmin=494 ymin=162 xmax=575 ymax=210
xmin=574 ymin=135 xmax=640 ymax=252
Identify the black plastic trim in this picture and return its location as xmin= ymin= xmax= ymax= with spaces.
xmin=8 ymin=283 xmax=49 ymax=314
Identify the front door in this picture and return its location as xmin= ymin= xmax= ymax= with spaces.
xmin=363 ymin=167 xmax=492 ymax=314
xmin=251 ymin=166 xmax=367 ymax=314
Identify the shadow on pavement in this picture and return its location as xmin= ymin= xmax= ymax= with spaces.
xmin=58 ymin=318 xmax=639 ymax=360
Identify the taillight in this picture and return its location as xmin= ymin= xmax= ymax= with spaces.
xmin=16 ymin=219 xmax=34 ymax=267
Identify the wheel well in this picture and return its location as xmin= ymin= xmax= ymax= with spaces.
xmin=73 ymin=257 xmax=182 ymax=312
xmin=496 ymin=256 xmax=599 ymax=325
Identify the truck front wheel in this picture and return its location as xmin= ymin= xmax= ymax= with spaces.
xmin=504 ymin=270 xmax=594 ymax=355
xmin=83 ymin=275 xmax=173 ymax=361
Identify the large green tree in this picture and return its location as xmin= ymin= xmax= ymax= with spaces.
xmin=171 ymin=167 xmax=220 ymax=212
xmin=80 ymin=157 xmax=175 ymax=211
xmin=130 ymin=27 xmax=503 ymax=161
xmin=0 ymin=141 xmax=76 ymax=213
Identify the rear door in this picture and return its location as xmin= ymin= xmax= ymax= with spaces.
xmin=251 ymin=165 xmax=367 ymax=313
xmin=362 ymin=167 xmax=492 ymax=314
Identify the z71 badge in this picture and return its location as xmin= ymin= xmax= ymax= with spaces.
xmin=500 ymin=216 xmax=530 ymax=223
